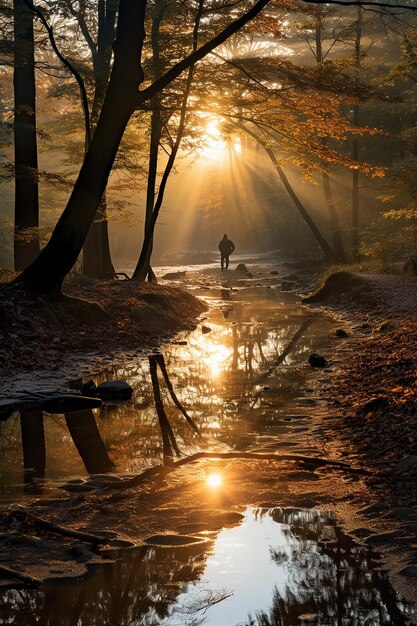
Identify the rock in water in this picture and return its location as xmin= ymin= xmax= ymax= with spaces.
xmin=162 ymin=271 xmax=186 ymax=279
xmin=41 ymin=395 xmax=102 ymax=413
xmin=80 ymin=379 xmax=97 ymax=396
xmin=335 ymin=328 xmax=348 ymax=338
xmin=96 ymin=380 xmax=133 ymax=400
xmin=201 ymin=325 xmax=212 ymax=334
xmin=308 ymin=353 xmax=327 ymax=368
xmin=235 ymin=263 xmax=248 ymax=273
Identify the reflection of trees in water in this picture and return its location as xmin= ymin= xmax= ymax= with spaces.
xmin=246 ymin=509 xmax=408 ymax=626
xmin=0 ymin=542 xmax=214 ymax=626
xmin=0 ymin=509 xmax=408 ymax=626
xmin=0 ymin=299 xmax=334 ymax=485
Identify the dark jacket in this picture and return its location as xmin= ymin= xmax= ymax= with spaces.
xmin=218 ymin=238 xmax=235 ymax=255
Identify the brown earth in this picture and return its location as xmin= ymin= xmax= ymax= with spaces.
xmin=0 ymin=275 xmax=207 ymax=388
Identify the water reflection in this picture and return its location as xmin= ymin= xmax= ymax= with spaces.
xmin=0 ymin=509 xmax=412 ymax=625
xmin=0 ymin=288 xmax=336 ymax=494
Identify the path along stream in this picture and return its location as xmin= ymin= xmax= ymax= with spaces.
xmin=0 ymin=261 xmax=416 ymax=624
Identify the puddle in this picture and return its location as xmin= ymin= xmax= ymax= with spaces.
xmin=0 ymin=285 xmax=338 ymax=501
xmin=0 ymin=508 xmax=413 ymax=625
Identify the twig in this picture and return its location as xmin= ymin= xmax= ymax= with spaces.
xmin=10 ymin=509 xmax=108 ymax=545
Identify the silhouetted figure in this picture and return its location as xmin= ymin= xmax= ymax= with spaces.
xmin=218 ymin=234 xmax=235 ymax=271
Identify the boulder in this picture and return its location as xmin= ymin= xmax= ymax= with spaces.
xmin=308 ymin=353 xmax=327 ymax=368
xmin=96 ymin=380 xmax=133 ymax=400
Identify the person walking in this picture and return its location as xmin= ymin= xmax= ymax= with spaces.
xmin=218 ymin=234 xmax=235 ymax=271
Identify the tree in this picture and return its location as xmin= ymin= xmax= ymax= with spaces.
xmin=13 ymin=0 xmax=40 ymax=270
xmin=14 ymin=0 xmax=271 ymax=293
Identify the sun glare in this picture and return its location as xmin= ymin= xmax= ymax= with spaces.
xmin=207 ymin=473 xmax=222 ymax=488
xmin=200 ymin=120 xmax=226 ymax=159
xmin=200 ymin=119 xmax=241 ymax=161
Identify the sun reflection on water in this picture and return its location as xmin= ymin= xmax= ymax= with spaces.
xmin=207 ymin=473 xmax=222 ymax=488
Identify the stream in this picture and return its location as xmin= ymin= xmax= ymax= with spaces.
xmin=0 ymin=262 xmax=415 ymax=624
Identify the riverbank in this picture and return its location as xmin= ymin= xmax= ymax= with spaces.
xmin=303 ymin=270 xmax=417 ymax=605
xmin=0 ymin=275 xmax=207 ymax=397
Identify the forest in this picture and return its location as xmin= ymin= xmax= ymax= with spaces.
xmin=1 ymin=1 xmax=417 ymax=624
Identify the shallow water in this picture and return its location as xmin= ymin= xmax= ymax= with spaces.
xmin=1 ymin=266 xmax=415 ymax=623
xmin=0 ymin=508 xmax=412 ymax=625
xmin=0 ymin=276 xmax=337 ymax=499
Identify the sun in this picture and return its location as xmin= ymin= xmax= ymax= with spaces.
xmin=200 ymin=119 xmax=241 ymax=160
xmin=200 ymin=120 xmax=226 ymax=159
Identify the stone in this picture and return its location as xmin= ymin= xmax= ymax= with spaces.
xmin=396 ymin=455 xmax=417 ymax=470
xmin=335 ymin=328 xmax=348 ymax=338
xmin=357 ymin=503 xmax=386 ymax=516
xmin=388 ymin=506 xmax=414 ymax=520
xmin=162 ymin=271 xmax=186 ymax=279
xmin=399 ymin=565 xmax=417 ymax=578
xmin=365 ymin=530 xmax=404 ymax=546
xmin=308 ymin=353 xmax=327 ymax=368
xmin=350 ymin=527 xmax=374 ymax=538
xmin=96 ymin=380 xmax=133 ymax=400
xmin=375 ymin=320 xmax=394 ymax=332
xmin=235 ymin=263 xmax=248 ymax=273
xmin=270 ymin=270 xmax=279 ymax=275
xmin=360 ymin=396 xmax=388 ymax=413
xmin=201 ymin=325 xmax=212 ymax=334
xmin=80 ymin=379 xmax=97 ymax=396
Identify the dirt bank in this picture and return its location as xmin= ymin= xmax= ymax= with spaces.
xmin=0 ymin=276 xmax=207 ymax=393
xmin=305 ymin=271 xmax=417 ymax=603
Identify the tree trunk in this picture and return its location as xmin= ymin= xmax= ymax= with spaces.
xmin=323 ymin=172 xmax=347 ymax=262
xmin=352 ymin=6 xmax=362 ymax=261
xmin=17 ymin=0 xmax=147 ymax=292
xmin=83 ymin=194 xmax=115 ymax=278
xmin=82 ymin=1 xmax=117 ymax=279
xmin=132 ymin=0 xmax=204 ymax=281
xmin=241 ymin=124 xmax=338 ymax=263
xmin=314 ymin=8 xmax=346 ymax=263
xmin=13 ymin=0 xmax=40 ymax=271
